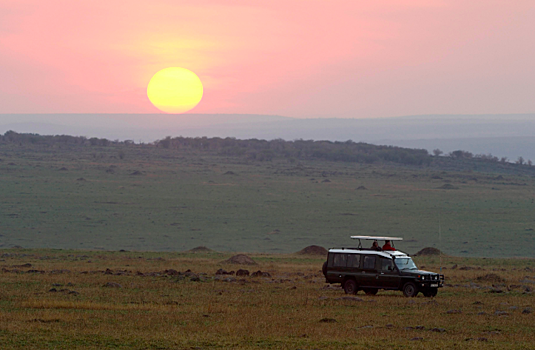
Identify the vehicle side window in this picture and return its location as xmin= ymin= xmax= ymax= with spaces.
xmin=347 ymin=254 xmax=360 ymax=268
xmin=327 ymin=253 xmax=335 ymax=267
xmin=362 ymin=255 xmax=376 ymax=270
xmin=380 ymin=258 xmax=394 ymax=271
xmin=333 ymin=253 xmax=347 ymax=267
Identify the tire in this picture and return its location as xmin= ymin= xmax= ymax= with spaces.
xmin=322 ymin=261 xmax=327 ymax=277
xmin=343 ymin=279 xmax=358 ymax=295
xmin=364 ymin=288 xmax=378 ymax=296
xmin=403 ymin=282 xmax=419 ymax=297
xmin=423 ymin=288 xmax=438 ymax=297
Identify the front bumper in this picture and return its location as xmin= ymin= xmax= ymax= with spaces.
xmin=418 ymin=274 xmax=444 ymax=288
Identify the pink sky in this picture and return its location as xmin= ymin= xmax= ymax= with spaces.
xmin=1 ymin=0 xmax=534 ymax=119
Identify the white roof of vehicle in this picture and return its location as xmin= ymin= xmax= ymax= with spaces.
xmin=350 ymin=235 xmax=403 ymax=241
xmin=328 ymin=248 xmax=409 ymax=259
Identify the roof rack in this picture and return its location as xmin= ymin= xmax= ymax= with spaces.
xmin=350 ymin=236 xmax=403 ymax=241
xmin=350 ymin=235 xmax=403 ymax=249
xmin=329 ymin=248 xmax=409 ymax=257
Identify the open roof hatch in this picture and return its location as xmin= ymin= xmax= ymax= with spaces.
xmin=350 ymin=235 xmax=403 ymax=249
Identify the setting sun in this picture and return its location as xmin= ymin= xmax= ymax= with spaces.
xmin=147 ymin=67 xmax=203 ymax=114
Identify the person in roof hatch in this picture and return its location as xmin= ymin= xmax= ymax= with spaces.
xmin=382 ymin=240 xmax=395 ymax=251
xmin=371 ymin=241 xmax=382 ymax=251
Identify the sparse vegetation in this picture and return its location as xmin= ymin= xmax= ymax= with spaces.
xmin=1 ymin=131 xmax=535 ymax=257
xmin=0 ymin=249 xmax=534 ymax=349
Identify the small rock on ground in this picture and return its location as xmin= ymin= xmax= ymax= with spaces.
xmin=103 ymin=282 xmax=123 ymax=288
xmin=236 ymin=269 xmax=250 ymax=276
xmin=494 ymin=310 xmax=509 ymax=316
xmin=446 ymin=309 xmax=462 ymax=314
xmin=335 ymin=296 xmax=364 ymax=302
xmin=319 ymin=318 xmax=337 ymax=323
xmin=430 ymin=328 xmax=446 ymax=333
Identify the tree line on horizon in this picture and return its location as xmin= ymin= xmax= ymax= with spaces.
xmin=1 ymin=130 xmax=532 ymax=168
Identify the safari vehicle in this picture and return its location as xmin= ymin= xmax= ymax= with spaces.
xmin=322 ymin=236 xmax=444 ymax=297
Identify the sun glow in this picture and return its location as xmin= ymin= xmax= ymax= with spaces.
xmin=147 ymin=67 xmax=203 ymax=114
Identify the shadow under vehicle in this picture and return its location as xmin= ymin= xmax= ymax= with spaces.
xmin=322 ymin=236 xmax=444 ymax=297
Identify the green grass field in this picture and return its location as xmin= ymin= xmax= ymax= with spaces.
xmin=1 ymin=143 xmax=534 ymax=257
xmin=0 ymin=249 xmax=534 ymax=349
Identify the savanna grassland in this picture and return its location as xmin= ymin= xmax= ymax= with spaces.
xmin=0 ymin=135 xmax=534 ymax=257
xmin=0 ymin=249 xmax=534 ymax=349
xmin=1 ymin=134 xmax=535 ymax=349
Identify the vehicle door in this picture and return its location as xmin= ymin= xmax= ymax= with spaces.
xmin=326 ymin=253 xmax=348 ymax=283
xmin=375 ymin=257 xmax=400 ymax=289
xmin=359 ymin=254 xmax=377 ymax=288
xmin=345 ymin=253 xmax=361 ymax=280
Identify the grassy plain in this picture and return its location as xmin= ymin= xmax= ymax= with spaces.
xmin=1 ymin=249 xmax=534 ymax=349
xmin=1 ymin=142 xmax=534 ymax=257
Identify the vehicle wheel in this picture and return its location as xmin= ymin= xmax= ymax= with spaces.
xmin=343 ymin=279 xmax=358 ymax=294
xmin=322 ymin=261 xmax=327 ymax=276
xmin=403 ymin=282 xmax=419 ymax=297
xmin=423 ymin=288 xmax=438 ymax=297
xmin=364 ymin=288 xmax=378 ymax=295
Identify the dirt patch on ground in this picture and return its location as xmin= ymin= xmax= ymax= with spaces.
xmin=223 ymin=254 xmax=257 ymax=265
xmin=297 ymin=245 xmax=328 ymax=256
xmin=475 ymin=273 xmax=506 ymax=283
xmin=186 ymin=246 xmax=214 ymax=253
xmin=438 ymin=183 xmax=458 ymax=190
xmin=414 ymin=247 xmax=443 ymax=256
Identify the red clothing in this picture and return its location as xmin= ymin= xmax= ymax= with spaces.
xmin=382 ymin=243 xmax=395 ymax=251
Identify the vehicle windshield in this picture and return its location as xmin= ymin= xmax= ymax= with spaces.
xmin=395 ymin=257 xmax=418 ymax=270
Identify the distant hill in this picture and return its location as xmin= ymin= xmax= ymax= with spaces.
xmin=1 ymin=131 xmax=534 ymax=176
xmin=1 ymin=113 xmax=534 ymax=160
xmin=379 ymin=136 xmax=535 ymax=164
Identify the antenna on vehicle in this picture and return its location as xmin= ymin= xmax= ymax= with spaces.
xmin=439 ymin=216 xmax=442 ymax=274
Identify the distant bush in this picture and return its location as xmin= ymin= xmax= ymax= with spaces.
xmin=449 ymin=150 xmax=473 ymax=159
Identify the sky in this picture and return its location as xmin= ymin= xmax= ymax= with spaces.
xmin=1 ymin=0 xmax=535 ymax=120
